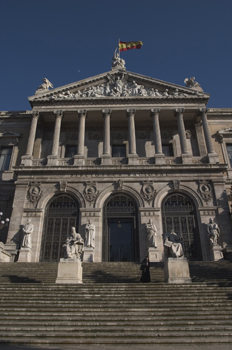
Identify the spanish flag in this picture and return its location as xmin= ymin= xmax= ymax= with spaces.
xmin=119 ymin=41 xmax=143 ymax=52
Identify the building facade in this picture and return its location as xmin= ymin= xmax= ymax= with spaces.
xmin=1 ymin=61 xmax=232 ymax=263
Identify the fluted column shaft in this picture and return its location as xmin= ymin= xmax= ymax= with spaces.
xmin=200 ymin=108 xmax=215 ymax=154
xmin=102 ymin=109 xmax=111 ymax=156
xmin=151 ymin=108 xmax=163 ymax=154
xmin=26 ymin=111 xmax=39 ymax=156
xmin=175 ymin=108 xmax=188 ymax=154
xmin=51 ymin=110 xmax=63 ymax=156
xmin=127 ymin=109 xmax=137 ymax=155
xmin=77 ymin=110 xmax=87 ymax=156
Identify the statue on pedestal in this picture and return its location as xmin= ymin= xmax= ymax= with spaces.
xmin=163 ymin=229 xmax=184 ymax=258
xmin=112 ymin=50 xmax=126 ymax=69
xmin=85 ymin=220 xmax=95 ymax=248
xmin=63 ymin=227 xmax=84 ymax=259
xmin=207 ymin=218 xmax=220 ymax=247
xmin=22 ymin=219 xmax=34 ymax=249
xmin=146 ymin=219 xmax=157 ymax=248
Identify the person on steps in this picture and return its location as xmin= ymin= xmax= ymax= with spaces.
xmin=140 ymin=256 xmax=151 ymax=283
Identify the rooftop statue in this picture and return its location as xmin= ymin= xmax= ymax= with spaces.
xmin=111 ymin=48 xmax=126 ymax=69
xmin=184 ymin=77 xmax=203 ymax=91
xmin=36 ymin=78 xmax=53 ymax=94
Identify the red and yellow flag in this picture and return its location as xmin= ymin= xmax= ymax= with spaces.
xmin=119 ymin=41 xmax=143 ymax=52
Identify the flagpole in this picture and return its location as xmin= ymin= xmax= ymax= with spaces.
xmin=118 ymin=38 xmax=120 ymax=58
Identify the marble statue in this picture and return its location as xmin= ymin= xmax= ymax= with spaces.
xmin=63 ymin=227 xmax=84 ymax=259
xmin=22 ymin=219 xmax=34 ymax=249
xmin=85 ymin=220 xmax=95 ymax=248
xmin=164 ymin=229 xmax=184 ymax=258
xmin=36 ymin=78 xmax=53 ymax=93
xmin=112 ymin=51 xmax=126 ymax=69
xmin=207 ymin=218 xmax=220 ymax=247
xmin=184 ymin=77 xmax=202 ymax=90
xmin=146 ymin=219 xmax=157 ymax=248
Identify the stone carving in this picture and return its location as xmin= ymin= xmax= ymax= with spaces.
xmin=36 ymin=78 xmax=53 ymax=93
xmin=146 ymin=219 xmax=157 ymax=248
xmin=207 ymin=218 xmax=220 ymax=247
xmin=141 ymin=182 xmax=156 ymax=204
xmin=85 ymin=220 xmax=95 ymax=248
xmin=184 ymin=77 xmax=203 ymax=91
xmin=63 ymin=227 xmax=84 ymax=259
xmin=172 ymin=180 xmax=180 ymax=190
xmin=115 ymin=179 xmax=123 ymax=191
xmin=22 ymin=219 xmax=34 ymax=249
xmin=112 ymin=51 xmax=126 ymax=69
xmin=84 ymin=182 xmax=99 ymax=205
xmin=27 ymin=183 xmax=43 ymax=208
xmin=198 ymin=181 xmax=213 ymax=203
xmin=163 ymin=230 xmax=184 ymax=258
xmin=46 ymin=73 xmax=200 ymax=100
xmin=59 ymin=181 xmax=67 ymax=192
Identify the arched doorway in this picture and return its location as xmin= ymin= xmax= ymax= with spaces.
xmin=102 ymin=194 xmax=139 ymax=262
xmin=40 ymin=194 xmax=79 ymax=262
xmin=162 ymin=193 xmax=201 ymax=260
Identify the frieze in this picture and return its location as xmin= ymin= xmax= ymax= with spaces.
xmin=27 ymin=182 xmax=43 ymax=208
xmin=141 ymin=182 xmax=157 ymax=205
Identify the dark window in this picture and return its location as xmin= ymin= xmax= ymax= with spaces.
xmin=65 ymin=145 xmax=76 ymax=158
xmin=162 ymin=144 xmax=173 ymax=156
xmin=112 ymin=145 xmax=126 ymax=157
xmin=226 ymin=144 xmax=232 ymax=167
xmin=0 ymin=147 xmax=12 ymax=171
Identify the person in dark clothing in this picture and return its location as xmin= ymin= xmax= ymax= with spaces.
xmin=140 ymin=256 xmax=150 ymax=283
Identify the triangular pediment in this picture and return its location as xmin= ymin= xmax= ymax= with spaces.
xmin=28 ymin=69 xmax=209 ymax=105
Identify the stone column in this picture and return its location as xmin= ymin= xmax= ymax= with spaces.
xmin=47 ymin=110 xmax=63 ymax=166
xmin=151 ymin=108 xmax=165 ymax=164
xmin=74 ymin=110 xmax=87 ymax=166
xmin=175 ymin=108 xmax=192 ymax=164
xmin=127 ymin=109 xmax=138 ymax=164
xmin=199 ymin=108 xmax=219 ymax=164
xmin=101 ymin=109 xmax=112 ymax=165
xmin=21 ymin=111 xmax=39 ymax=166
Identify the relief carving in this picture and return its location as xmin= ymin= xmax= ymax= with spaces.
xmin=141 ymin=182 xmax=156 ymax=205
xmin=84 ymin=182 xmax=99 ymax=206
xmin=27 ymin=182 xmax=43 ymax=208
xmin=198 ymin=181 xmax=213 ymax=204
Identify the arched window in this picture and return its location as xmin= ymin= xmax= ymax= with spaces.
xmin=162 ymin=193 xmax=201 ymax=259
xmin=40 ymin=195 xmax=79 ymax=262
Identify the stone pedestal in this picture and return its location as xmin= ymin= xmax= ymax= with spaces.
xmin=182 ymin=154 xmax=192 ymax=164
xmin=154 ymin=154 xmax=165 ymax=165
xmin=164 ymin=257 xmax=192 ymax=283
xmin=208 ymin=153 xmax=219 ymax=164
xmin=73 ymin=155 xmax=85 ymax=166
xmin=148 ymin=247 xmax=160 ymax=262
xmin=128 ymin=155 xmax=138 ymax=165
xmin=0 ymin=243 xmax=11 ymax=262
xmin=21 ymin=155 xmax=33 ymax=166
xmin=47 ymin=155 xmax=58 ymax=166
xmin=101 ymin=155 xmax=112 ymax=166
xmin=18 ymin=248 xmax=31 ymax=262
xmin=211 ymin=246 xmax=224 ymax=261
xmin=56 ymin=258 xmax=83 ymax=284
xmin=83 ymin=247 xmax=94 ymax=262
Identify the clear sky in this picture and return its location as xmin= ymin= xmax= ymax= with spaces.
xmin=1 ymin=0 xmax=232 ymax=111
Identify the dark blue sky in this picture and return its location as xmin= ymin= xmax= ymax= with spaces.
xmin=1 ymin=0 xmax=232 ymax=111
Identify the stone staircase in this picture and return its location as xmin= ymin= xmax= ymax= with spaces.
xmin=0 ymin=261 xmax=232 ymax=345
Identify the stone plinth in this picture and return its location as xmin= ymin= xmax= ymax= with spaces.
xmin=73 ymin=155 xmax=85 ymax=166
xmin=148 ymin=247 xmax=160 ymax=262
xmin=154 ymin=154 xmax=165 ymax=165
xmin=83 ymin=247 xmax=94 ymax=262
xmin=101 ymin=155 xmax=112 ymax=166
xmin=0 ymin=243 xmax=11 ymax=262
xmin=182 ymin=154 xmax=192 ymax=164
xmin=208 ymin=153 xmax=219 ymax=164
xmin=127 ymin=155 xmax=138 ymax=165
xmin=18 ymin=248 xmax=31 ymax=262
xmin=47 ymin=155 xmax=58 ymax=166
xmin=56 ymin=258 xmax=83 ymax=284
xmin=20 ymin=155 xmax=33 ymax=166
xmin=211 ymin=246 xmax=224 ymax=261
xmin=164 ymin=257 xmax=192 ymax=283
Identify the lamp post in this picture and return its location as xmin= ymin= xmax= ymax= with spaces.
xmin=0 ymin=212 xmax=9 ymax=229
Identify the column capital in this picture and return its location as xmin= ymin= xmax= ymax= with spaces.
xmin=199 ymin=108 xmax=208 ymax=116
xmin=32 ymin=111 xmax=40 ymax=119
xmin=54 ymin=110 xmax=63 ymax=118
xmin=102 ymin=109 xmax=112 ymax=116
xmin=126 ymin=109 xmax=136 ymax=116
xmin=150 ymin=108 xmax=160 ymax=116
xmin=174 ymin=108 xmax=185 ymax=116
xmin=78 ymin=109 xmax=87 ymax=116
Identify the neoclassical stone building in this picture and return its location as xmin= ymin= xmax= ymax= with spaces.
xmin=1 ymin=61 xmax=232 ymax=263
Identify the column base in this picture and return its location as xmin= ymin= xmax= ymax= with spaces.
xmin=83 ymin=247 xmax=94 ymax=262
xmin=208 ymin=153 xmax=219 ymax=164
xmin=101 ymin=155 xmax=112 ymax=166
xmin=154 ymin=154 xmax=165 ymax=165
xmin=0 ymin=243 xmax=11 ymax=262
xmin=148 ymin=247 xmax=161 ymax=262
xmin=47 ymin=155 xmax=58 ymax=166
xmin=21 ymin=155 xmax=33 ymax=166
xmin=56 ymin=258 xmax=83 ymax=284
xmin=18 ymin=248 xmax=31 ymax=262
xmin=164 ymin=257 xmax=192 ymax=283
xmin=73 ymin=155 xmax=85 ymax=166
xmin=182 ymin=153 xmax=192 ymax=164
xmin=211 ymin=246 xmax=224 ymax=261
xmin=128 ymin=154 xmax=138 ymax=165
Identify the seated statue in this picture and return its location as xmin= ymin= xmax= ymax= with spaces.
xmin=163 ymin=229 xmax=184 ymax=258
xmin=63 ymin=227 xmax=84 ymax=259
